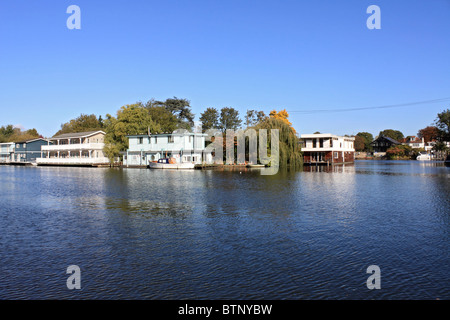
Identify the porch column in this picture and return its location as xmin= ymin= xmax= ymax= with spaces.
xmin=57 ymin=151 xmax=60 ymax=158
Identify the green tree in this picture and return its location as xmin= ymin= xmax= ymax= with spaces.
xmin=199 ymin=107 xmax=219 ymax=132
xmin=1 ymin=126 xmax=41 ymax=142
xmin=379 ymin=129 xmax=404 ymax=142
xmin=435 ymin=109 xmax=450 ymax=141
xmin=55 ymin=114 xmax=103 ymax=136
xmin=0 ymin=125 xmax=15 ymax=142
xmin=103 ymin=104 xmax=158 ymax=161
xmin=159 ymin=97 xmax=195 ymax=129
xmin=356 ymin=132 xmax=374 ymax=152
xmin=254 ymin=117 xmax=302 ymax=170
xmin=147 ymin=105 xmax=178 ymax=133
xmin=219 ymin=107 xmax=242 ymax=131
xmin=245 ymin=110 xmax=267 ymax=127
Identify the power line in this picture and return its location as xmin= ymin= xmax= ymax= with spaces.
xmin=287 ymin=97 xmax=450 ymax=114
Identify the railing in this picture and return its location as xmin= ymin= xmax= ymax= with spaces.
xmin=41 ymin=143 xmax=104 ymax=151
xmin=36 ymin=157 xmax=110 ymax=165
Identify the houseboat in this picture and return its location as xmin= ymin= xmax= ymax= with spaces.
xmin=36 ymin=131 xmax=109 ymax=166
xmin=300 ymin=133 xmax=355 ymax=165
xmin=123 ymin=131 xmax=212 ymax=167
xmin=10 ymin=138 xmax=50 ymax=165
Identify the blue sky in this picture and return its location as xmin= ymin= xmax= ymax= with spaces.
xmin=0 ymin=0 xmax=449 ymax=138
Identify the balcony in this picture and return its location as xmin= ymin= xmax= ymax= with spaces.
xmin=36 ymin=157 xmax=110 ymax=166
xmin=42 ymin=143 xmax=104 ymax=151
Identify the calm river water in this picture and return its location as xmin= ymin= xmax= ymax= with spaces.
xmin=0 ymin=161 xmax=448 ymax=299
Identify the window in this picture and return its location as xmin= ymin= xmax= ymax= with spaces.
xmin=148 ymin=137 xmax=151 ymax=144
xmin=334 ymin=152 xmax=339 ymax=159
xmin=168 ymin=136 xmax=174 ymax=143
xmin=138 ymin=137 xmax=143 ymax=144
xmin=155 ymin=137 xmax=158 ymax=144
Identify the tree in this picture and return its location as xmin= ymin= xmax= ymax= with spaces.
xmin=103 ymin=104 xmax=158 ymax=161
xmin=435 ymin=109 xmax=450 ymax=141
xmin=147 ymin=105 xmax=178 ymax=133
xmin=379 ymin=129 xmax=404 ymax=142
xmin=386 ymin=144 xmax=413 ymax=160
xmin=245 ymin=110 xmax=267 ymax=127
xmin=269 ymin=109 xmax=291 ymax=125
xmin=55 ymin=114 xmax=103 ymax=136
xmin=356 ymin=132 xmax=374 ymax=152
xmin=254 ymin=117 xmax=302 ymax=169
xmin=199 ymin=108 xmax=219 ymax=132
xmin=354 ymin=135 xmax=366 ymax=152
xmin=417 ymin=126 xmax=439 ymax=143
xmin=0 ymin=125 xmax=15 ymax=142
xmin=219 ymin=107 xmax=242 ymax=131
xmin=161 ymin=97 xmax=195 ymax=129
xmin=0 ymin=125 xmax=41 ymax=142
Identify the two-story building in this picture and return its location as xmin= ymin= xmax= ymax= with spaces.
xmin=300 ymin=133 xmax=355 ymax=164
xmin=36 ymin=131 xmax=109 ymax=166
xmin=0 ymin=142 xmax=15 ymax=163
xmin=124 ymin=132 xmax=212 ymax=167
xmin=12 ymin=138 xmax=50 ymax=163
xmin=370 ymin=135 xmax=401 ymax=154
xmin=400 ymin=136 xmax=425 ymax=149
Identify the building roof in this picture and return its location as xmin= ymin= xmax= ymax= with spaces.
xmin=370 ymin=135 xmax=401 ymax=145
xmin=300 ymin=133 xmax=355 ymax=140
xmin=51 ymin=130 xmax=106 ymax=139
xmin=127 ymin=132 xmax=207 ymax=138
xmin=399 ymin=136 xmax=423 ymax=144
xmin=13 ymin=138 xmax=48 ymax=144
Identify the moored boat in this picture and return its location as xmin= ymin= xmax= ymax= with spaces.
xmin=246 ymin=163 xmax=266 ymax=168
xmin=416 ymin=152 xmax=431 ymax=161
xmin=148 ymin=158 xmax=195 ymax=169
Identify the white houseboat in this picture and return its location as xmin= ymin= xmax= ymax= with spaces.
xmin=123 ymin=131 xmax=213 ymax=168
xmin=36 ymin=131 xmax=109 ymax=166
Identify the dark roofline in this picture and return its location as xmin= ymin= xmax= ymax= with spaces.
xmin=370 ymin=135 xmax=401 ymax=145
xmin=51 ymin=130 xmax=106 ymax=139
xmin=13 ymin=138 xmax=48 ymax=144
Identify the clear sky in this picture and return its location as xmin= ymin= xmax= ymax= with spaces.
xmin=1 ymin=0 xmax=449 ymax=138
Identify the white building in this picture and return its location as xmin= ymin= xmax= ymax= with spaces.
xmin=124 ymin=132 xmax=213 ymax=167
xmin=401 ymin=136 xmax=425 ymax=149
xmin=0 ymin=142 xmax=14 ymax=163
xmin=36 ymin=131 xmax=109 ymax=166
xmin=300 ymin=133 xmax=355 ymax=164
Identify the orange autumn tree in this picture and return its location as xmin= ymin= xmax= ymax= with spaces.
xmin=269 ymin=109 xmax=295 ymax=133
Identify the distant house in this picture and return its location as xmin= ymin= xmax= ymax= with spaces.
xmin=400 ymin=136 xmax=425 ymax=149
xmin=12 ymin=138 xmax=50 ymax=163
xmin=370 ymin=136 xmax=400 ymax=153
xmin=36 ymin=131 xmax=109 ymax=166
xmin=300 ymin=133 xmax=355 ymax=164
xmin=0 ymin=142 xmax=15 ymax=163
xmin=124 ymin=132 xmax=213 ymax=167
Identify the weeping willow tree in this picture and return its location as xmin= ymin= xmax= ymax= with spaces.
xmin=253 ymin=117 xmax=303 ymax=170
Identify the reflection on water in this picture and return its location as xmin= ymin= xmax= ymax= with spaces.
xmin=0 ymin=161 xmax=449 ymax=300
